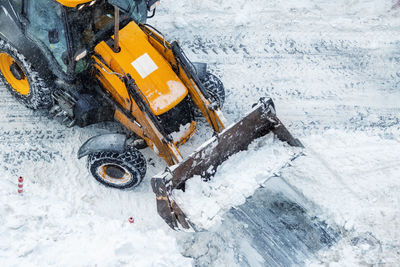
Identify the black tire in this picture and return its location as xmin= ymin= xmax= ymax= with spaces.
xmin=0 ymin=39 xmax=52 ymax=109
xmin=87 ymin=147 xmax=147 ymax=189
xmin=200 ymin=72 xmax=225 ymax=108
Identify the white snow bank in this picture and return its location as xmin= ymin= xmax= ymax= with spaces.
xmin=173 ymin=133 xmax=301 ymax=229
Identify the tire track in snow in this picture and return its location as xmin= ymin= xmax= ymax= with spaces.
xmin=153 ymin=3 xmax=400 ymax=265
xmin=176 ymin=34 xmax=400 ymax=139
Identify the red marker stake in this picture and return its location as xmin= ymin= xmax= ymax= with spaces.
xmin=18 ymin=176 xmax=23 ymax=195
xmin=128 ymin=217 xmax=134 ymax=224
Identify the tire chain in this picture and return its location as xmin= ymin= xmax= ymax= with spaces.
xmin=0 ymin=39 xmax=52 ymax=109
xmin=87 ymin=148 xmax=147 ymax=178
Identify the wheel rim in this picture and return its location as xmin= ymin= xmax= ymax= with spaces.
xmin=97 ymin=163 xmax=133 ymax=185
xmin=0 ymin=53 xmax=30 ymax=96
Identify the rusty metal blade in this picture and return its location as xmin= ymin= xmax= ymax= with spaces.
xmin=152 ymin=98 xmax=303 ymax=230
xmin=151 ymin=178 xmax=191 ymax=230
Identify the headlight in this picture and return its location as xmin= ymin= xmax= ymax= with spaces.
xmin=147 ymin=0 xmax=160 ymax=12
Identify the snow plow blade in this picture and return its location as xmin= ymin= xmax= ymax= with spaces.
xmin=151 ymin=98 xmax=303 ymax=230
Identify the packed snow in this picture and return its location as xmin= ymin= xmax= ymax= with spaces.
xmin=174 ymin=134 xmax=301 ymax=229
xmin=1 ymin=0 xmax=400 ymax=266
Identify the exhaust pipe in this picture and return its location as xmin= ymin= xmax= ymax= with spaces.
xmin=113 ymin=6 xmax=120 ymax=53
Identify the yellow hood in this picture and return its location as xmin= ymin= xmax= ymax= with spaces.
xmin=94 ymin=22 xmax=188 ymax=115
xmin=56 ymin=0 xmax=91 ymax=7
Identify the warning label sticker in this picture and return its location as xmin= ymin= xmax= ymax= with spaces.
xmin=131 ymin=53 xmax=159 ymax=79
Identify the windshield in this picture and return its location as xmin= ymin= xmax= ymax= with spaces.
xmin=26 ymin=0 xmax=68 ymax=72
xmin=65 ymin=0 xmax=147 ymax=52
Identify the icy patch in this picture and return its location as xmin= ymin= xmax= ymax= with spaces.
xmin=173 ymin=134 xmax=300 ymax=229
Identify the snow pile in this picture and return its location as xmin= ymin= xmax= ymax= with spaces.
xmin=173 ymin=134 xmax=300 ymax=229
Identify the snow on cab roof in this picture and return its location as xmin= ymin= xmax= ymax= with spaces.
xmin=56 ymin=0 xmax=93 ymax=7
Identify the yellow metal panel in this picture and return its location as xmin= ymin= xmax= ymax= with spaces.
xmin=56 ymin=0 xmax=92 ymax=7
xmin=140 ymin=24 xmax=225 ymax=133
xmin=94 ymin=22 xmax=188 ymax=115
xmin=93 ymin=56 xmax=130 ymax=109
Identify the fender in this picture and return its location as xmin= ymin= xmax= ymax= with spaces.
xmin=77 ymin=134 xmax=127 ymax=159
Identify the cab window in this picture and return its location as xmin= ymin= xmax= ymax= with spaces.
xmin=26 ymin=0 xmax=68 ymax=72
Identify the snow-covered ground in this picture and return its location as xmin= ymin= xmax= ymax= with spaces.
xmin=1 ymin=0 xmax=400 ymax=266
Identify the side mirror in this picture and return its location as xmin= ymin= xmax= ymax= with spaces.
xmin=108 ymin=0 xmax=131 ymax=13
xmin=48 ymin=29 xmax=60 ymax=44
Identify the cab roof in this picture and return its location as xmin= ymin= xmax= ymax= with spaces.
xmin=56 ymin=0 xmax=93 ymax=7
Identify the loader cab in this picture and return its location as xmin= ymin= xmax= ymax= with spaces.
xmin=63 ymin=0 xmax=147 ymax=72
xmin=19 ymin=0 xmax=147 ymax=80
xmin=23 ymin=0 xmax=69 ymax=73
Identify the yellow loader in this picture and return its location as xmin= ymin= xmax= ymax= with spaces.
xmin=0 ymin=0 xmax=302 ymax=230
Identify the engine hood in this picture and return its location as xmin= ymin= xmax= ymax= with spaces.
xmin=94 ymin=22 xmax=188 ymax=115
